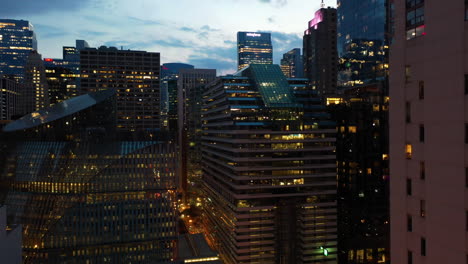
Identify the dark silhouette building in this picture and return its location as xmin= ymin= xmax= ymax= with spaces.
xmin=303 ymin=7 xmax=337 ymax=95
xmin=0 ymin=89 xmax=178 ymax=263
xmin=334 ymin=0 xmax=390 ymax=263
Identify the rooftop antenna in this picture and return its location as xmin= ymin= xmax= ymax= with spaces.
xmin=321 ymin=0 xmax=325 ymax=8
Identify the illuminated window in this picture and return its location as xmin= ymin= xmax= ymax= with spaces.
xmin=405 ymin=66 xmax=411 ymax=82
xmin=406 ymin=144 xmax=412 ymax=159
xmin=348 ymin=126 xmax=357 ymax=133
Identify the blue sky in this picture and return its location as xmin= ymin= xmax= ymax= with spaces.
xmin=2 ymin=0 xmax=335 ymax=74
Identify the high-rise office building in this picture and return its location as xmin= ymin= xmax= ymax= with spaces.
xmin=303 ymin=7 xmax=337 ymax=95
xmin=177 ymin=68 xmax=216 ymax=198
xmin=334 ymin=1 xmax=391 ymax=263
xmin=0 ymin=19 xmax=37 ymax=82
xmin=0 ymin=89 xmax=178 ymax=263
xmin=390 ymin=1 xmax=467 ymax=263
xmin=0 ymin=77 xmax=21 ymax=120
xmin=80 ymin=46 xmax=161 ymax=132
xmin=337 ymin=0 xmax=388 ymax=88
xmin=43 ymin=40 xmax=90 ymax=105
xmin=237 ymin=32 xmax=273 ymax=70
xmin=201 ymin=64 xmax=337 ymax=264
xmin=280 ymin=48 xmax=304 ymax=78
xmin=161 ymin=63 xmax=194 ymax=131
xmin=22 ymin=51 xmax=49 ymax=115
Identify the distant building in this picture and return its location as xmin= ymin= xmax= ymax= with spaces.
xmin=337 ymin=0 xmax=388 ymax=88
xmin=0 ymin=19 xmax=37 ymax=82
xmin=280 ymin=48 xmax=303 ymax=78
xmin=237 ymin=32 xmax=273 ymax=70
xmin=0 ymin=77 xmax=21 ymax=120
xmin=0 ymin=206 xmax=22 ymax=264
xmin=303 ymin=7 xmax=337 ymax=95
xmin=22 ymin=51 xmax=49 ymax=115
xmin=177 ymin=68 xmax=216 ymax=198
xmin=80 ymin=46 xmax=161 ymax=132
xmin=161 ymin=63 xmax=194 ymax=131
xmin=43 ymin=40 xmax=90 ymax=105
xmin=0 ymin=89 xmax=178 ymax=263
xmin=202 ymin=64 xmax=337 ymax=264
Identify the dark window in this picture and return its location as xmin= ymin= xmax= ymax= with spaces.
xmin=406 ymin=0 xmax=425 ymax=40
xmin=421 ymin=237 xmax=426 ymax=256
xmin=407 ymin=179 xmax=412 ymax=195
xmin=420 ymin=200 xmax=426 ymax=217
xmin=406 ymin=102 xmax=411 ymax=123
xmin=419 ymin=81 xmax=424 ymax=99
xmin=466 ymin=211 xmax=468 ymax=231
xmin=465 ymin=75 xmax=468 ymax=94
xmin=465 ymin=124 xmax=468 ymax=144
xmin=466 ymin=168 xmax=468 ymax=188
xmin=407 ymin=215 xmax=413 ymax=232
xmin=419 ymin=125 xmax=424 ymax=142
xmin=465 ymin=0 xmax=468 ymax=21
xmin=420 ymin=161 xmax=425 ymax=180
xmin=408 ymin=251 xmax=413 ymax=264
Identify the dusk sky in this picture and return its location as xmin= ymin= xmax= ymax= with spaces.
xmin=2 ymin=0 xmax=335 ymax=74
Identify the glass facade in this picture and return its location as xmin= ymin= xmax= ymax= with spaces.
xmin=336 ymin=1 xmax=390 ymax=263
xmin=337 ymin=0 xmax=388 ymax=87
xmin=0 ymin=19 xmax=37 ymax=83
xmin=280 ymin=48 xmax=304 ymax=78
xmin=237 ymin=32 xmax=273 ymax=70
xmin=201 ymin=64 xmax=337 ymax=264
xmin=0 ymin=89 xmax=178 ymax=263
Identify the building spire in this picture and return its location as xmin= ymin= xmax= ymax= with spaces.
xmin=321 ymin=0 xmax=325 ymax=8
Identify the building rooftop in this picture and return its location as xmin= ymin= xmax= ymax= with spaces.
xmin=3 ymin=89 xmax=116 ymax=133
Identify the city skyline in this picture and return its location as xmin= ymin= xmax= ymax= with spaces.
xmin=1 ymin=0 xmax=336 ymax=74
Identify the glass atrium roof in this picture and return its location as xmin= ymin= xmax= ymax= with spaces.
xmin=247 ymin=64 xmax=301 ymax=108
xmin=3 ymin=89 xmax=116 ymax=132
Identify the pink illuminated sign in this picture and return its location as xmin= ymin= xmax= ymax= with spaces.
xmin=308 ymin=10 xmax=324 ymax=30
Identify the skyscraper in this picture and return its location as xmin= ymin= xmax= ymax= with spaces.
xmin=280 ymin=48 xmax=303 ymax=78
xmin=80 ymin=46 xmax=161 ymax=132
xmin=237 ymin=32 xmax=273 ymax=70
xmin=0 ymin=77 xmax=21 ymax=120
xmin=0 ymin=206 xmax=22 ymax=264
xmin=22 ymin=51 xmax=49 ymax=115
xmin=177 ymin=68 xmax=216 ymax=198
xmin=390 ymin=1 xmax=467 ymax=263
xmin=337 ymin=0 xmax=388 ymax=87
xmin=303 ymin=7 xmax=337 ymax=95
xmin=0 ymin=19 xmax=37 ymax=82
xmin=201 ymin=64 xmax=337 ymax=264
xmin=0 ymin=89 xmax=178 ymax=263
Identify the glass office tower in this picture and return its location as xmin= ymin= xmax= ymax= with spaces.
xmin=335 ymin=1 xmax=390 ymax=263
xmin=201 ymin=64 xmax=337 ymax=264
xmin=237 ymin=32 xmax=273 ymax=70
xmin=337 ymin=0 xmax=388 ymax=87
xmin=0 ymin=19 xmax=37 ymax=82
xmin=0 ymin=89 xmax=178 ymax=263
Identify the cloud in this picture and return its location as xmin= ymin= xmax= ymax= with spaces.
xmin=187 ymin=45 xmax=237 ymax=74
xmin=180 ymin=27 xmax=197 ymax=32
xmin=34 ymin=24 xmax=70 ymax=39
xmin=258 ymin=0 xmax=288 ymax=7
xmin=0 ymin=0 xmax=90 ymax=16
